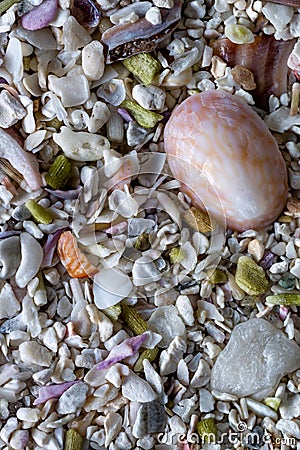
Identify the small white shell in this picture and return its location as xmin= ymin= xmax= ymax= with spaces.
xmin=132 ymin=84 xmax=166 ymax=110
xmin=82 ymin=41 xmax=105 ymax=81
xmin=15 ymin=233 xmax=43 ymax=289
xmin=48 ymin=74 xmax=90 ymax=107
xmin=87 ymin=101 xmax=111 ymax=133
xmin=25 ymin=130 xmax=48 ymax=151
xmin=53 ymin=126 xmax=110 ymax=161
xmin=97 ymin=79 xmax=126 ymax=107
xmin=104 ymin=413 xmax=122 ymax=447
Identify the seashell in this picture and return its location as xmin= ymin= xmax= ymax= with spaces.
xmin=71 ymin=0 xmax=100 ymax=28
xmin=4 ymin=37 xmax=23 ymax=83
xmin=15 ymin=233 xmax=43 ymax=289
xmin=57 ymin=231 xmax=99 ymax=278
xmin=53 ymin=126 xmax=110 ymax=161
xmin=163 ymin=90 xmax=288 ymax=231
xmin=0 ymin=237 xmax=21 ymax=279
xmin=211 ymin=35 xmax=296 ymax=110
xmin=102 ymin=0 xmax=182 ymax=62
xmin=97 ymin=79 xmax=126 ymax=107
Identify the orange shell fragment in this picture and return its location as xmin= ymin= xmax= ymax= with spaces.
xmin=57 ymin=231 xmax=99 ymax=278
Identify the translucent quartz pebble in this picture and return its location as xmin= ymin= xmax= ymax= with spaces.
xmin=211 ymin=318 xmax=300 ymax=400
xmin=93 ymin=268 xmax=133 ymax=309
xmin=163 ymin=90 xmax=288 ymax=231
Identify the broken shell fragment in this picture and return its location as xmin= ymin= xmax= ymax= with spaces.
xmin=57 ymin=231 xmax=99 ymax=278
xmin=53 ymin=126 xmax=110 ymax=161
xmin=71 ymin=0 xmax=100 ymax=28
xmin=0 ymin=128 xmax=42 ymax=191
xmin=48 ymin=74 xmax=90 ymax=107
xmin=93 ymin=268 xmax=133 ymax=309
xmin=163 ymin=90 xmax=288 ymax=231
xmin=21 ymin=0 xmax=58 ymax=31
xmin=102 ymin=0 xmax=182 ymax=62
xmin=0 ymin=90 xmax=26 ymax=128
xmin=211 ymin=35 xmax=295 ymax=109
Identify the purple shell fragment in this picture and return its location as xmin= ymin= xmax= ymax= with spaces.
xmin=71 ymin=0 xmax=100 ymax=28
xmin=102 ymin=0 xmax=183 ymax=62
xmin=33 ymin=380 xmax=80 ymax=405
xmin=45 ymin=186 xmax=82 ymax=200
xmin=21 ymin=0 xmax=58 ymax=31
xmin=97 ymin=333 xmax=147 ymax=370
xmin=117 ymin=108 xmax=134 ymax=123
xmin=259 ymin=251 xmax=276 ymax=270
xmin=41 ymin=228 xmax=65 ymax=268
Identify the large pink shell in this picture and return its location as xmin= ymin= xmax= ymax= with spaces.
xmin=163 ymin=90 xmax=288 ymax=231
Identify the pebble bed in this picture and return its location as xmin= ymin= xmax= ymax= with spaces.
xmin=0 ymin=1 xmax=300 ymax=450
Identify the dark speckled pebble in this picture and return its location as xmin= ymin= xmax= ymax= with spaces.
xmin=133 ymin=400 xmax=167 ymax=438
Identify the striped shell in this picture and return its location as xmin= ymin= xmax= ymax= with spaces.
xmin=163 ymin=90 xmax=288 ymax=231
xmin=57 ymin=231 xmax=99 ymax=278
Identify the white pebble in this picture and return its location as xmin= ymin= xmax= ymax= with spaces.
xmin=19 ymin=341 xmax=52 ymax=367
xmin=56 ymin=382 xmax=88 ymax=414
xmin=262 ymin=3 xmax=293 ymax=32
xmin=82 ymin=41 xmax=105 ymax=81
xmin=132 ymin=84 xmax=166 ymax=110
xmin=145 ymin=6 xmax=162 ymax=25
xmin=175 ymin=295 xmax=195 ymax=326
xmin=246 ymin=398 xmax=278 ymax=420
xmin=16 ymin=407 xmax=40 ymax=422
xmin=0 ymin=283 xmax=20 ymax=319
xmin=199 ymin=388 xmax=215 ymax=412
xmin=153 ymin=0 xmax=173 ymax=8
xmin=121 ymin=370 xmax=156 ymax=403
